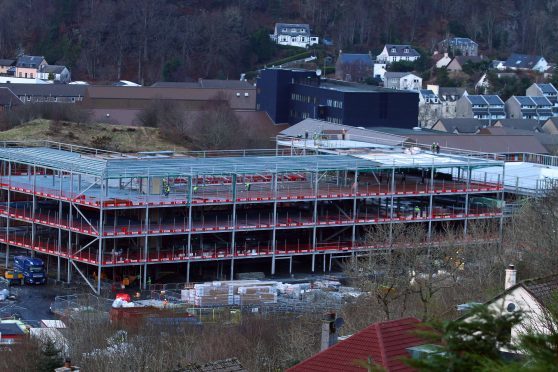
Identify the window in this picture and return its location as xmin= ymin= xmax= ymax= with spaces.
xmin=18 ymin=72 xmax=22 ymax=77
xmin=30 ymin=73 xmax=33 ymax=78
xmin=282 ymin=28 xmax=287 ymax=32
xmin=390 ymin=48 xmax=396 ymax=53
xmin=404 ymin=48 xmax=409 ymax=53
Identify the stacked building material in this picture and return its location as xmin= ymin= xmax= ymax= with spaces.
xmin=192 ymin=282 xmax=234 ymax=306
xmin=237 ymin=285 xmax=277 ymax=305
xmin=180 ymin=280 xmax=280 ymax=306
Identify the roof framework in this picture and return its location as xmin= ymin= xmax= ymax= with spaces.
xmin=0 ymin=141 xmax=503 ymax=179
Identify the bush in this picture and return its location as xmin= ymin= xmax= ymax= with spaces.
xmin=1 ymin=103 xmax=91 ymax=130
xmin=90 ymin=135 xmax=112 ymax=149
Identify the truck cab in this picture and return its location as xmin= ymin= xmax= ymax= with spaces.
xmin=13 ymin=256 xmax=46 ymax=285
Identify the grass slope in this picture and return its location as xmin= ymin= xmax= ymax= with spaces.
xmin=0 ymin=120 xmax=187 ymax=152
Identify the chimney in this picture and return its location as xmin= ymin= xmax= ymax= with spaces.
xmin=505 ymin=264 xmax=517 ymax=290
xmin=321 ymin=312 xmax=341 ymax=351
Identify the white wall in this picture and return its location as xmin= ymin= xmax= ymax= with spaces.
xmin=0 ymin=76 xmax=50 ymax=84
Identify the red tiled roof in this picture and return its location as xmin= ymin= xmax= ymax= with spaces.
xmin=288 ymin=317 xmax=423 ymax=372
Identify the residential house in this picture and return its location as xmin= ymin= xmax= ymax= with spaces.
xmin=383 ymin=72 xmax=422 ymax=91
xmin=476 ymin=72 xmax=518 ymax=94
xmin=38 ymin=65 xmax=71 ymax=83
xmin=431 ymin=118 xmax=485 ymax=134
xmin=492 ymin=60 xmax=506 ymax=70
xmin=0 ymin=59 xmax=15 ymax=75
xmin=446 ymin=55 xmax=485 ymax=73
xmin=504 ymin=53 xmax=549 ymax=72
xmin=335 ymin=51 xmax=374 ymax=82
xmin=2 ymin=84 xmax=87 ymax=103
xmin=437 ymin=86 xmax=468 ymax=102
xmin=456 ymin=95 xmax=506 ymax=123
xmin=15 ymin=55 xmax=47 ymax=79
xmin=526 ymin=83 xmax=558 ymax=115
xmin=494 ymin=119 xmax=541 ymax=132
xmin=418 ymin=89 xmax=442 ymax=128
xmin=376 ymin=44 xmax=420 ymax=63
xmin=270 ymin=23 xmax=319 ymax=48
xmin=373 ymin=63 xmax=387 ymax=81
xmin=0 ymin=87 xmax=22 ymax=111
xmin=438 ymin=37 xmax=479 ymax=56
xmin=287 ymin=317 xmax=426 ymax=372
xmin=505 ymin=96 xmax=554 ymax=122
xmin=427 ymin=86 xmax=468 ymax=121
xmin=435 ymin=53 xmax=452 ymax=68
xmin=479 ymin=265 xmax=558 ymax=348
xmin=542 ymin=117 xmax=558 ymax=134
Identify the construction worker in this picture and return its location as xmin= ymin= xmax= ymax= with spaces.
xmin=162 ymin=179 xmax=170 ymax=196
xmin=147 ymin=276 xmax=152 ymax=286
xmin=431 ymin=142 xmax=436 ymax=153
xmin=193 ymin=185 xmax=198 ymax=193
xmin=414 ymin=205 xmax=421 ymax=218
xmin=245 ymin=182 xmax=251 ymax=192
xmin=436 ymin=143 xmax=441 ymax=154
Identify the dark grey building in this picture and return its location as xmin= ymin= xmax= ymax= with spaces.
xmin=256 ymin=68 xmax=419 ymax=127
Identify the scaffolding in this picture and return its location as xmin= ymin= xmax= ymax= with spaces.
xmin=0 ymin=141 xmax=507 ymax=294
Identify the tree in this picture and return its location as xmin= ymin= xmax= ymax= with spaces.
xmin=35 ymin=338 xmax=64 ymax=372
xmin=405 ymin=305 xmax=523 ymax=372
xmin=508 ymin=189 xmax=558 ymax=278
xmin=188 ymin=96 xmax=244 ymax=150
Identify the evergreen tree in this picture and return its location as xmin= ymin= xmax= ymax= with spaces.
xmin=35 ymin=338 xmax=63 ymax=372
xmin=405 ymin=305 xmax=523 ymax=371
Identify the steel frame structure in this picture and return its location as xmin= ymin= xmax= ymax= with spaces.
xmin=0 ymin=141 xmax=505 ymax=294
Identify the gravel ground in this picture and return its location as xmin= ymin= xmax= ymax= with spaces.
xmin=0 ymin=283 xmax=76 ymax=324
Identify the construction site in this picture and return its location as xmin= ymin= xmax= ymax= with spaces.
xmin=0 ymin=138 xmax=511 ymax=294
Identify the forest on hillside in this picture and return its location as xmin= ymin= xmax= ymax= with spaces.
xmin=1 ymin=0 xmax=557 ymax=84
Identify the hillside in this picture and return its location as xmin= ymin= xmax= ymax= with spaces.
xmin=0 ymin=120 xmax=187 ymax=153
xmin=1 ymin=1 xmax=557 ymax=84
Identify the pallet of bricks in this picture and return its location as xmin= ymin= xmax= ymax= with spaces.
xmin=181 ymin=280 xmax=278 ymax=306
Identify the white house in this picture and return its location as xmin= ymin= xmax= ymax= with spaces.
xmin=373 ymin=63 xmax=387 ymax=80
xmin=376 ymin=44 xmax=420 ymax=63
xmin=270 ymin=23 xmax=319 ymax=48
xmin=435 ymin=53 xmax=452 ymax=68
xmin=504 ymin=54 xmax=549 ymax=72
xmin=38 ymin=65 xmax=71 ymax=83
xmin=481 ymin=265 xmax=558 ymax=348
xmin=383 ymin=72 xmax=422 ymax=91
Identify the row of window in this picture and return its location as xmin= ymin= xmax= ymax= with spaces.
xmin=291 ymin=93 xmax=316 ymax=104
xmin=326 ymin=99 xmax=343 ymax=109
xmin=473 ymin=114 xmax=506 ymax=119
xmin=18 ymin=96 xmax=82 ymax=103
xmin=282 ymin=28 xmax=306 ymax=33
xmin=18 ymin=72 xmax=33 ymax=78
xmin=279 ymin=36 xmax=310 ymax=42
xmin=325 ymin=116 xmax=342 ymax=124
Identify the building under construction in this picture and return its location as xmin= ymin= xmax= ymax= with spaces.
xmin=0 ymin=141 xmax=506 ymax=293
